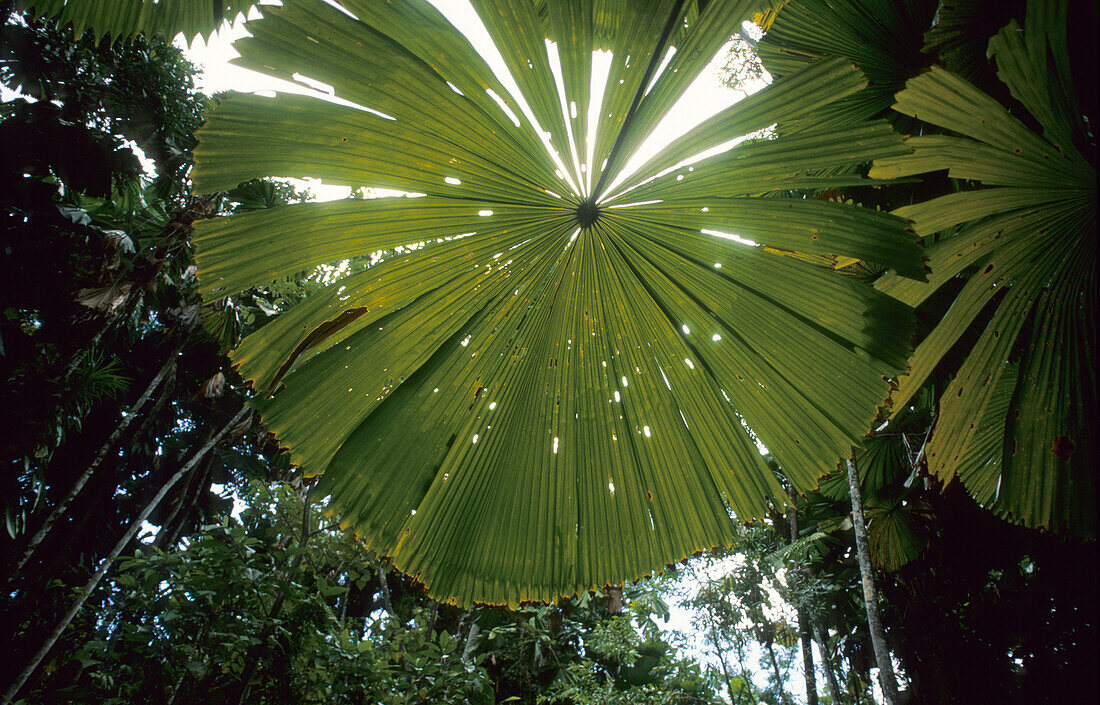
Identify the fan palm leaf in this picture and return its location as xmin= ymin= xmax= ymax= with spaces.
xmin=756 ymin=0 xmax=939 ymax=131
xmin=193 ymin=0 xmax=923 ymax=606
xmin=23 ymin=0 xmax=257 ymax=42
xmin=870 ymin=0 xmax=1096 ymax=536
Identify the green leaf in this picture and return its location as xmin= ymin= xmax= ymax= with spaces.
xmin=871 ymin=3 xmax=1096 ymax=536
xmin=865 ymin=493 xmax=930 ymax=572
xmin=24 ymin=0 xmax=257 ymax=43
xmin=193 ymin=0 xmax=922 ymax=606
xmin=757 ymin=0 xmax=939 ymax=131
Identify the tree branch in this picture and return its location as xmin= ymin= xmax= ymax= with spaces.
xmin=4 ymin=404 xmax=250 ymax=704
xmin=15 ymin=336 xmax=186 ymax=574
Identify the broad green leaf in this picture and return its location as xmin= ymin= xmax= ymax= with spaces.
xmin=756 ymin=0 xmax=939 ymax=131
xmin=24 ymin=0 xmax=256 ymax=42
xmin=865 ymin=493 xmax=931 ymax=572
xmin=870 ymin=3 xmax=1096 ymax=536
xmin=193 ymin=0 xmax=922 ymax=606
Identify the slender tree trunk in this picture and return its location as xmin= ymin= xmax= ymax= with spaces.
xmin=733 ymin=642 xmax=754 ymax=705
xmin=788 ymin=508 xmax=819 ymax=705
xmin=153 ymin=453 xmax=213 ymax=551
xmin=375 ymin=560 xmax=416 ymax=672
xmin=699 ymin=593 xmax=744 ymax=705
xmin=424 ymin=600 xmax=439 ymax=638
xmin=461 ymin=622 xmax=481 ymax=664
xmin=15 ymin=341 xmax=183 ymax=573
xmin=794 ymin=613 xmax=819 ymax=703
xmin=129 ymin=368 xmax=178 ymax=451
xmin=377 ymin=562 xmax=396 ymax=618
xmin=846 ymin=456 xmax=902 ymax=705
xmin=606 ymin=584 xmax=624 ymax=614
xmin=712 ymin=641 xmax=743 ymax=705
xmin=3 ymin=405 xmax=249 ymax=705
xmin=338 ymin=589 xmax=349 ymax=625
xmin=765 ymin=640 xmax=794 ymax=705
xmin=166 ymin=669 xmax=187 ymax=705
xmin=813 ymin=622 xmax=845 ymax=705
xmin=796 ymin=611 xmax=819 ymax=704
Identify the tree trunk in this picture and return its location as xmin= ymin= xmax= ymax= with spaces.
xmin=707 ymin=624 xmax=734 ymax=705
xmin=765 ymin=640 xmax=794 ymax=705
xmin=713 ymin=641 xmax=745 ymax=705
xmin=166 ymin=669 xmax=187 ymax=705
xmin=813 ymin=622 xmax=845 ymax=705
xmin=377 ymin=562 xmax=397 ymax=618
xmin=788 ymin=508 xmax=819 ymax=705
xmin=14 ymin=344 xmax=182 ymax=573
xmin=733 ymin=642 xmax=755 ymax=705
xmin=606 ymin=584 xmax=624 ymax=614
xmin=847 ymin=456 xmax=902 ymax=705
xmin=129 ymin=368 xmax=178 ymax=453
xmin=796 ymin=613 xmax=818 ymax=704
xmin=3 ymin=405 xmax=249 ymax=705
xmin=699 ymin=590 xmax=744 ymax=705
xmin=153 ymin=453 xmax=213 ymax=551
xmin=338 ymin=589 xmax=350 ymax=625
xmin=461 ymin=621 xmax=481 ymax=664
xmin=427 ymin=600 xmax=439 ymax=632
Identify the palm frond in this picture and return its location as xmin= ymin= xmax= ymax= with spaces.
xmin=192 ymin=0 xmax=924 ymax=605
xmin=24 ymin=0 xmax=257 ymax=43
xmin=871 ymin=1 xmax=1096 ymax=536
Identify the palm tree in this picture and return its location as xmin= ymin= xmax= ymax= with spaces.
xmin=759 ymin=0 xmax=1095 ymax=538
xmin=870 ymin=0 xmax=1096 ymax=537
xmin=186 ymin=0 xmax=922 ymax=607
xmin=20 ymin=0 xmax=1093 ymax=605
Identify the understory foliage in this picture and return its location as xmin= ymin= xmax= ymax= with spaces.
xmin=30 ymin=479 xmax=720 ymax=704
xmin=1 ymin=0 xmax=1096 ymax=703
xmin=0 ymin=11 xmax=313 ymax=697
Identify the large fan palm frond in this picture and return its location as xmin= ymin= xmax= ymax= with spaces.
xmin=756 ymin=0 xmax=939 ymax=131
xmin=24 ymin=0 xmax=257 ymax=42
xmin=921 ymin=0 xmax=1028 ymax=86
xmin=193 ymin=0 xmax=923 ymax=606
xmin=870 ymin=0 xmax=1096 ymax=536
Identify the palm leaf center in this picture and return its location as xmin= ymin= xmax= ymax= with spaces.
xmin=190 ymin=0 xmax=924 ymax=607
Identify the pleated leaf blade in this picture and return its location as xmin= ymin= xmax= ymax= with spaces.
xmin=870 ymin=5 xmax=1096 ymax=536
xmin=24 ymin=0 xmax=257 ymax=42
xmin=193 ymin=0 xmax=923 ymax=605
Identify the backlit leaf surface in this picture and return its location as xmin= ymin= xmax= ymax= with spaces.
xmin=193 ymin=0 xmax=922 ymax=605
xmin=24 ymin=0 xmax=257 ymax=42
